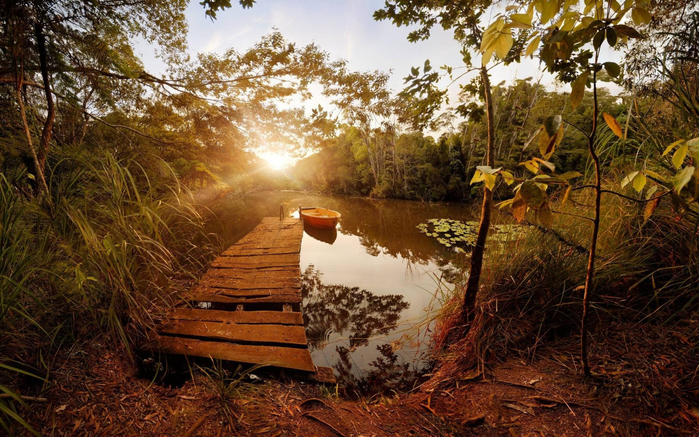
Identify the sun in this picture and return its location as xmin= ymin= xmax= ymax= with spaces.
xmin=258 ymin=151 xmax=294 ymax=170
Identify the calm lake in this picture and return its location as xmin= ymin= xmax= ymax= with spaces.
xmin=210 ymin=191 xmax=476 ymax=391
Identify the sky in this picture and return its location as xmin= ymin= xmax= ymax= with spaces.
xmin=136 ymin=0 xmax=624 ymax=167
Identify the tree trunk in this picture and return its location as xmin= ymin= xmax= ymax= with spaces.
xmin=16 ymin=84 xmax=51 ymax=198
xmin=35 ymin=21 xmax=55 ymax=174
xmin=462 ymin=67 xmax=495 ymax=319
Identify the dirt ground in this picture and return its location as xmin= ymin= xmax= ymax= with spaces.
xmin=8 ymin=335 xmax=695 ymax=437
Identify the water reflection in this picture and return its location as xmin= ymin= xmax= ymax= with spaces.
xmin=301 ymin=265 xmax=422 ymax=395
xmin=303 ymin=224 xmax=337 ymax=245
xmin=302 ymin=265 xmax=409 ymax=352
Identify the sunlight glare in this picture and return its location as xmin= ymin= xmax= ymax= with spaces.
xmin=259 ymin=150 xmax=294 ymax=170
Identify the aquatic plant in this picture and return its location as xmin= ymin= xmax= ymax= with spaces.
xmin=416 ymin=218 xmax=525 ymax=251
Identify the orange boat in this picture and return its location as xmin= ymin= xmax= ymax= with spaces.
xmin=299 ymin=206 xmax=341 ymax=229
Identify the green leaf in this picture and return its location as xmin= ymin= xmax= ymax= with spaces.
xmin=518 ymin=180 xmax=545 ymax=208
xmin=606 ymin=28 xmax=618 ymax=46
xmin=603 ymin=112 xmax=624 ymax=138
xmin=673 ymin=166 xmax=695 ymax=193
xmin=538 ymin=203 xmax=554 ymax=228
xmin=593 ymin=29 xmax=605 ymax=50
xmin=571 ymin=70 xmax=589 ymax=109
xmin=632 ymin=172 xmax=647 ymax=193
xmin=543 ymin=115 xmax=562 ymax=137
xmin=673 ymin=144 xmax=688 ymax=169
xmin=604 ymin=62 xmax=620 ymax=78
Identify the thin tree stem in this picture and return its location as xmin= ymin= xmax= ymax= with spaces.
xmin=462 ymin=66 xmax=494 ymax=319
xmin=581 ymin=54 xmax=602 ymax=377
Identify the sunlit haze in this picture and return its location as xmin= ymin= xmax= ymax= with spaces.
xmin=258 ymin=150 xmax=296 ymax=170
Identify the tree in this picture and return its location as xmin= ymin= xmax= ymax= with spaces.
xmin=374 ymin=0 xmax=528 ymax=325
xmin=493 ymin=0 xmax=651 ymax=375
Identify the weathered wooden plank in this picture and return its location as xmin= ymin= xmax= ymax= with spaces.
xmin=145 ymin=335 xmax=315 ymax=372
xmin=201 ymin=272 xmax=299 ymax=285
xmin=185 ymin=294 xmax=302 ymax=304
xmin=211 ymin=253 xmax=299 ymax=268
xmin=159 ymin=320 xmax=308 ymax=345
xmin=203 ymin=266 xmax=301 ymax=278
xmin=168 ymin=308 xmax=303 ymax=325
xmin=222 ymin=245 xmax=300 ymax=256
xmin=199 ymin=273 xmax=300 ymax=286
xmin=189 ymin=286 xmax=299 ymax=298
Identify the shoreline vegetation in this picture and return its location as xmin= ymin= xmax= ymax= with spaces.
xmin=2 ymin=0 xmax=699 ymax=435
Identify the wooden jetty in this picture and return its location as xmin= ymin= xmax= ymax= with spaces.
xmin=143 ymin=217 xmax=334 ymax=383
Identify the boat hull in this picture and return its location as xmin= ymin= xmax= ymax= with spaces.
xmin=299 ymin=207 xmax=341 ymax=229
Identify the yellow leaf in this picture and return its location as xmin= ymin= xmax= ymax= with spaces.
xmin=632 ymin=172 xmax=647 ymax=193
xmin=673 ymin=144 xmax=688 ymax=169
xmin=470 ymin=169 xmax=485 ymax=185
xmin=644 ymin=197 xmax=661 ymax=222
xmin=632 ymin=7 xmax=651 ymax=25
xmin=541 ymin=0 xmax=559 ymax=24
xmin=561 ymin=185 xmax=572 ymax=206
xmin=525 ymin=36 xmax=541 ymax=57
xmin=501 ymin=170 xmax=515 ymax=185
xmin=494 ymin=31 xmax=514 ymax=59
xmin=485 ymin=173 xmax=497 ymax=191
xmin=510 ymin=13 xmax=532 ymax=27
xmin=663 ymin=139 xmax=685 ymax=156
xmin=644 ymin=170 xmax=666 ymax=182
xmin=481 ymin=46 xmax=495 ymax=66
xmin=571 ymin=70 xmax=589 ymax=109
xmin=603 ymin=112 xmax=624 ymax=139
xmin=497 ymin=198 xmax=514 ymax=209
xmin=621 ymin=171 xmax=639 ymax=188
xmin=538 ymin=128 xmax=550 ymax=157
xmin=524 ymin=161 xmax=539 ymax=174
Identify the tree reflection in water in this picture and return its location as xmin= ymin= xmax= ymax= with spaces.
xmin=302 ymin=265 xmax=426 ymax=395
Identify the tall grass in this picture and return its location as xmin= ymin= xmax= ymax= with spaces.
xmin=0 ymin=151 xmax=220 ymax=433
xmin=0 ymin=174 xmax=44 ymax=435
xmin=430 ymin=184 xmax=699 ymax=377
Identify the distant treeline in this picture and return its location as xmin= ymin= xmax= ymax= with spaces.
xmin=292 ymin=79 xmax=625 ymax=201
